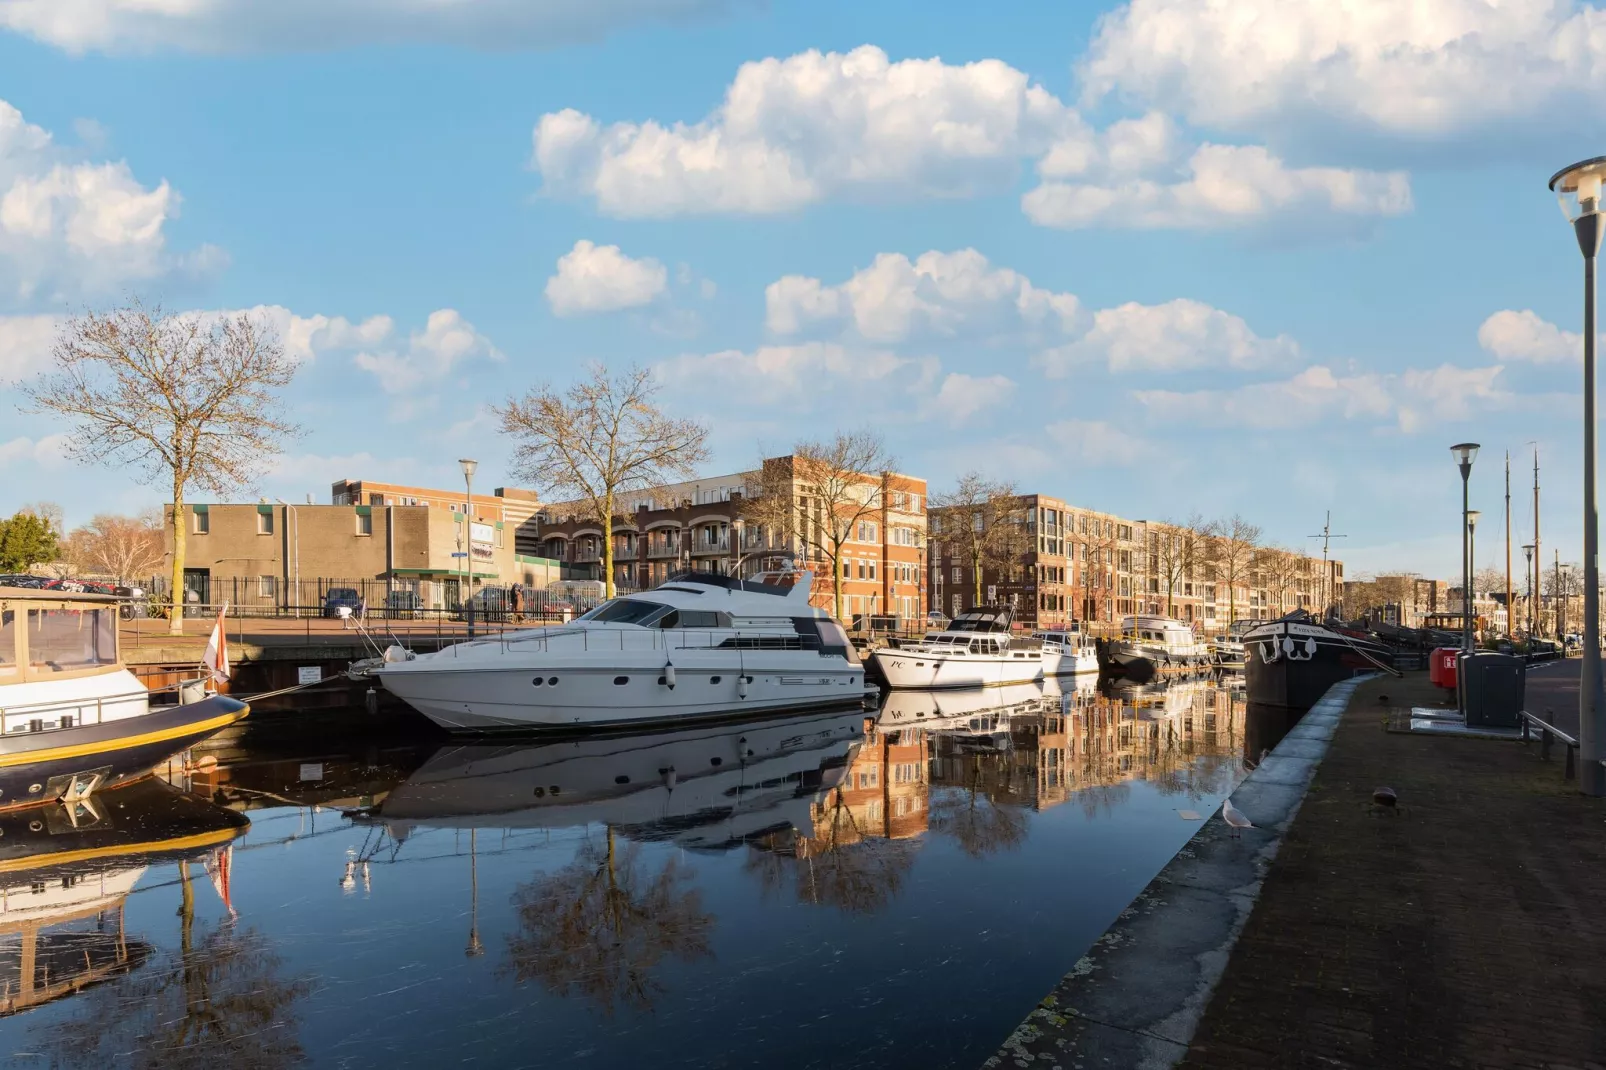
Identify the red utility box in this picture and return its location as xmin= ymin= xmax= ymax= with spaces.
xmin=1430 ymin=647 xmax=1459 ymax=690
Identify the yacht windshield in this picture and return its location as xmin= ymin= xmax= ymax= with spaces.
xmin=575 ymin=599 xmax=672 ymax=626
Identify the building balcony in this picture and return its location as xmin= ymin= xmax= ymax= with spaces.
xmin=647 ymin=544 xmax=681 ymax=559
xmin=690 ymin=538 xmax=731 ymax=554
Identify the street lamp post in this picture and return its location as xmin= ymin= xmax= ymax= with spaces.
xmin=1451 ymin=443 xmax=1480 ymax=655
xmin=275 ymin=498 xmax=299 ymax=618
xmin=1523 ymin=544 xmax=1536 ymax=637
xmin=460 ymin=458 xmax=478 ymax=639
xmin=1549 ymin=156 xmax=1606 ymax=795
xmin=1468 ymin=509 xmax=1481 ymax=642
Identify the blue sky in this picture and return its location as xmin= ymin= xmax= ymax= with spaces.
xmin=1 ymin=0 xmax=1603 ymax=579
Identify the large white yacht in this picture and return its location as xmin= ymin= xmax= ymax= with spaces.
xmin=372 ymin=570 xmax=867 ymax=733
xmin=871 ymin=606 xmax=1043 ymax=690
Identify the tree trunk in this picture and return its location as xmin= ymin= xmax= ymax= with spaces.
xmin=169 ymin=481 xmax=185 ymax=636
xmin=971 ymin=542 xmax=983 ymax=607
xmin=602 ymin=494 xmax=615 ymax=600
xmin=831 ymin=539 xmax=844 ymax=622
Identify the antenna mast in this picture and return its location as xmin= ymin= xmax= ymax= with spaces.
xmin=1307 ymin=511 xmax=1349 ymax=617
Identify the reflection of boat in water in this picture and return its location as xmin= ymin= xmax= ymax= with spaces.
xmin=0 ymin=778 xmax=249 ymax=1017
xmin=379 ymin=708 xmax=867 ymax=851
xmin=1099 ymin=674 xmax=1219 ymax=721
xmin=0 ymin=587 xmax=248 ymax=811
xmin=875 ymin=681 xmax=1048 ymax=733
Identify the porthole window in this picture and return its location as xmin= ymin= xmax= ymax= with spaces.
xmin=532 ymin=677 xmax=544 ymax=686
xmin=658 ymin=675 xmax=667 ymax=684
xmin=614 ymin=676 xmax=629 ymax=685
xmin=548 ymin=676 xmax=559 ymax=685
xmin=614 ymin=775 xmax=630 ymax=784
xmin=710 ymin=757 xmax=723 ymax=766
xmin=711 ymin=675 xmax=722 ymax=684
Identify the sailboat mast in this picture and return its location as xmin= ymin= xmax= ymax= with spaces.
xmin=1534 ymin=447 xmax=1542 ymax=637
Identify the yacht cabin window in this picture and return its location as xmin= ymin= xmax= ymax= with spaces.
xmin=27 ymin=607 xmax=116 ymax=673
xmin=0 ymin=610 xmax=15 ymax=678
xmin=576 ymin=599 xmax=673 ymax=626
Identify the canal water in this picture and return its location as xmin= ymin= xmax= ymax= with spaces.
xmin=0 ymin=675 xmax=1298 ymax=1069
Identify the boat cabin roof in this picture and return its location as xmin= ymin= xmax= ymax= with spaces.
xmin=942 ymin=606 xmax=1013 ymax=634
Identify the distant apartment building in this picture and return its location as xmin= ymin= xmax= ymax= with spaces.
xmin=536 ymin=456 xmax=929 ymax=623
xmin=330 ymin=478 xmax=544 ymax=553
xmin=164 ymin=499 xmax=539 ymax=611
xmin=930 ymin=496 xmax=1340 ymax=631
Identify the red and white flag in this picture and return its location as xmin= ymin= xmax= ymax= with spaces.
xmin=202 ymin=601 xmax=231 ymax=685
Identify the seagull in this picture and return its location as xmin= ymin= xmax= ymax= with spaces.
xmin=1222 ymin=798 xmax=1253 ymax=837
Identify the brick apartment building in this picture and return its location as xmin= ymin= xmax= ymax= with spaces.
xmin=536 ymin=456 xmax=929 ymax=623
xmin=930 ymin=495 xmax=1340 ymax=632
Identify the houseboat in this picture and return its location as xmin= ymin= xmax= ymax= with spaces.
xmin=0 ymin=587 xmax=248 ymax=809
xmin=1098 ymin=615 xmax=1212 ymax=680
xmin=1241 ymin=612 xmax=1394 ymax=712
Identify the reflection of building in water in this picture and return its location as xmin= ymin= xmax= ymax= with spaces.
xmin=801 ymin=728 xmax=930 ymax=852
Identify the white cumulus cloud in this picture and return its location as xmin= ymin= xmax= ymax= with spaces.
xmin=533 ymin=45 xmax=1083 ymax=217
xmin=1477 ymin=309 xmax=1583 ymax=363
xmin=0 ymin=0 xmax=732 ymax=53
xmin=545 ymin=240 xmax=668 ymax=316
xmin=766 ymin=248 xmax=1079 ymax=342
xmin=0 ymin=98 xmax=220 ymax=305
xmin=0 ymin=432 xmax=69 ymax=467
xmin=0 ymin=312 xmax=63 ymax=381
xmin=1134 ymin=362 xmax=1505 ymax=432
xmin=1081 ymin=0 xmax=1606 ymax=142
xmin=924 ymin=372 xmax=1017 ymax=425
xmin=354 ymin=309 xmax=503 ymax=394
xmin=1036 ymin=297 xmax=1299 ymax=375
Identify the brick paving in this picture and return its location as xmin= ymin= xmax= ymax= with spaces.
xmin=1179 ymin=671 xmax=1606 ymax=1070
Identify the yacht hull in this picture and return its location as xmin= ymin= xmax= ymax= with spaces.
xmin=1040 ymin=649 xmax=1099 ymax=676
xmin=1242 ymin=621 xmax=1391 ymax=712
xmin=871 ymin=649 xmax=1042 ymax=689
xmin=0 ymin=696 xmax=249 ymax=811
xmin=377 ymin=655 xmax=866 ymax=733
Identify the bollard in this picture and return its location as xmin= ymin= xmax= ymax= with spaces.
xmin=1541 ymin=727 xmax=1553 ymax=762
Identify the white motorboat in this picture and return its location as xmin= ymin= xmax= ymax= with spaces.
xmin=1099 ymin=615 xmax=1212 ymax=679
xmin=1034 ymin=629 xmax=1099 ymax=676
xmin=373 ymin=570 xmax=867 ymax=733
xmin=871 ymin=606 xmax=1043 ymax=690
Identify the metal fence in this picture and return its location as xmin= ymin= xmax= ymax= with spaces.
xmin=142 ymin=576 xmax=620 ymax=623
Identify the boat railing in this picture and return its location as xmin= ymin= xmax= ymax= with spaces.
xmin=0 ymin=687 xmax=152 ymax=734
xmin=439 ymin=627 xmax=824 ymax=656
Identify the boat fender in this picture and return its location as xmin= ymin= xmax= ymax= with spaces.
xmin=661 ymin=766 xmax=677 ymax=790
xmin=383 ymin=644 xmax=415 ymax=663
xmin=737 ymin=675 xmax=749 ymax=699
xmin=664 ymin=664 xmax=677 ymax=689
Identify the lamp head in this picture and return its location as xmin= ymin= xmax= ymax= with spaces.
xmin=1549 ymin=156 xmax=1606 ymax=223
xmin=1467 ymin=509 xmax=1481 ymax=532
xmin=458 ymin=458 xmax=478 ymax=479
xmin=1523 ymin=543 xmax=1535 ymax=561
xmin=1450 ymin=442 xmax=1480 ymax=468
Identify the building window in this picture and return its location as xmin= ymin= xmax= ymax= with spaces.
xmin=868 ymin=561 xmax=877 ymax=581
xmin=951 ymin=567 xmax=962 ymax=585
xmin=257 ymin=511 xmax=274 ymax=536
xmin=259 ymin=575 xmax=277 ymax=598
xmin=857 ymin=520 xmax=878 ymax=543
xmin=193 ymin=510 xmax=209 ymax=535
xmin=843 ymin=560 xmax=852 ymax=579
xmin=495 ymin=526 xmax=504 ymax=548
xmin=356 ymin=512 xmax=372 ymax=536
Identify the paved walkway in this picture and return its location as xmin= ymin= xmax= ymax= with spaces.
xmin=1526 ymin=656 xmax=1582 ymax=738
xmin=1179 ymin=671 xmax=1606 ymax=1070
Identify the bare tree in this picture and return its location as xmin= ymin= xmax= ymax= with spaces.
xmin=742 ymin=430 xmax=895 ymax=622
xmin=929 ymin=472 xmax=1029 ymax=609
xmin=1208 ymin=514 xmax=1262 ymax=627
xmin=503 ymin=827 xmax=713 ymax=1013
xmin=1152 ymin=514 xmax=1209 ymax=618
xmin=65 ymin=509 xmax=165 ymax=582
xmin=1545 ymin=560 xmax=1584 ymax=637
xmin=494 ymin=364 xmax=710 ymax=599
xmin=1077 ymin=517 xmax=1120 ymax=624
xmin=19 ymin=500 xmax=64 ymax=534
xmin=19 ymin=302 xmax=300 ymax=633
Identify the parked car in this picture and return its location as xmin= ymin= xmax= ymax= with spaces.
xmin=322 ymin=587 xmax=363 ymax=618
xmin=384 ymin=590 xmax=423 ymax=620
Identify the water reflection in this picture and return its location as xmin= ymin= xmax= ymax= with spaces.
xmin=0 ymin=780 xmax=315 ymax=1068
